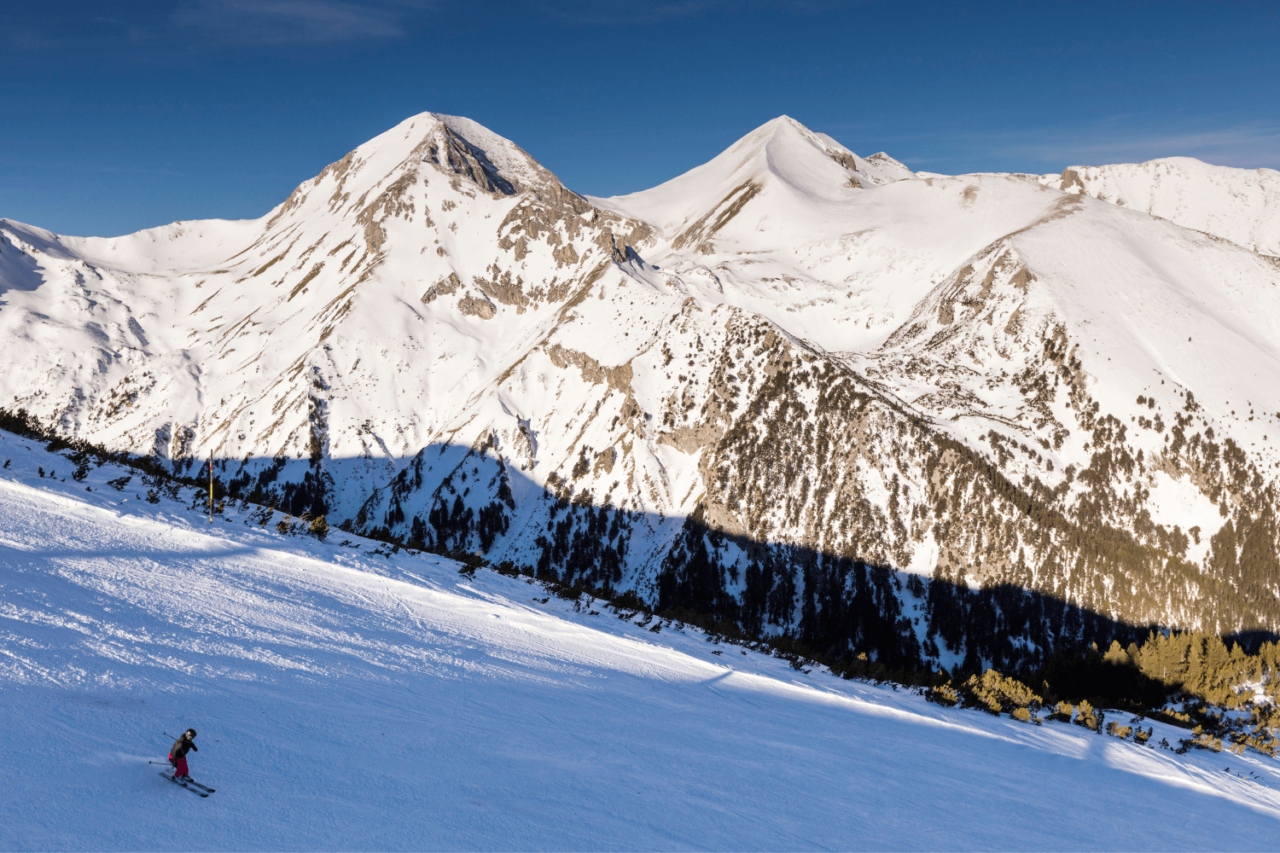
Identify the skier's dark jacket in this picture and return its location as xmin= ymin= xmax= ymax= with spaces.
xmin=171 ymin=734 xmax=198 ymax=760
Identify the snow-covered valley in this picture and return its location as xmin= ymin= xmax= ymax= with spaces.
xmin=2 ymin=430 xmax=1279 ymax=850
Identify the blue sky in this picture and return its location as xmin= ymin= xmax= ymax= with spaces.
xmin=2 ymin=0 xmax=1277 ymax=237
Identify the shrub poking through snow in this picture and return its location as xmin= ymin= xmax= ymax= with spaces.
xmin=1106 ymin=722 xmax=1133 ymax=739
xmin=1074 ymin=700 xmax=1103 ymax=732
xmin=1183 ymin=726 xmax=1224 ymax=752
xmin=925 ymin=682 xmax=960 ymax=707
xmin=962 ymin=669 xmax=1042 ymax=717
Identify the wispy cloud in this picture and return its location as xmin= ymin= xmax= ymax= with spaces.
xmin=170 ymin=0 xmax=420 ymax=46
xmin=534 ymin=0 xmax=732 ymax=25
xmin=829 ymin=117 xmax=1280 ymax=174
xmin=0 ymin=0 xmax=437 ymax=55
xmin=3 ymin=0 xmax=858 ymax=53
xmin=990 ymin=123 xmax=1280 ymax=170
xmin=534 ymin=0 xmax=860 ymax=26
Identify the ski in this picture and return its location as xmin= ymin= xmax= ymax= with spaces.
xmin=183 ymin=777 xmax=216 ymax=793
xmin=160 ymin=771 xmax=209 ymax=797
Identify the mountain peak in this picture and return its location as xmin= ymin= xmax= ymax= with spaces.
xmin=723 ymin=114 xmax=848 ymax=168
xmin=723 ymin=116 xmax=910 ymax=186
xmin=593 ymin=117 xmax=911 ymax=240
xmin=742 ymin=114 xmax=810 ymax=136
xmin=326 ymin=112 xmax=560 ymax=200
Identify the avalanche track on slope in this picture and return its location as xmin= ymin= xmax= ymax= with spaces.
xmin=1 ymin=430 xmax=1278 ymax=851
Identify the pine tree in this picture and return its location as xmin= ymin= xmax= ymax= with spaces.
xmin=1103 ymin=640 xmax=1128 ymax=667
xmin=1074 ymin=699 xmax=1102 ymax=732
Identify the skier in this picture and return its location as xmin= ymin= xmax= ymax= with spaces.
xmin=169 ymin=729 xmax=198 ymax=780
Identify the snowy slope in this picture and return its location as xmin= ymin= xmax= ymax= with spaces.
xmin=1042 ymin=157 xmax=1280 ymax=257
xmin=2 ymin=430 xmax=1279 ymax=851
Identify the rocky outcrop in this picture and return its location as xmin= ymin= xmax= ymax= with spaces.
xmin=458 ymin=293 xmax=496 ymax=319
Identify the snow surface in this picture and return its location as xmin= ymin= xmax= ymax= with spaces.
xmin=2 ymin=430 xmax=1280 ymax=851
xmin=1042 ymin=157 xmax=1280 ymax=257
xmin=1143 ymin=470 xmax=1224 ymax=566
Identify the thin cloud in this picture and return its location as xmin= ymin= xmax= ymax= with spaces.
xmin=534 ymin=0 xmax=732 ymax=25
xmin=170 ymin=0 xmax=420 ymax=46
xmin=994 ymin=124 xmax=1280 ymax=170
xmin=3 ymin=0 xmax=858 ymax=52
xmin=534 ymin=0 xmax=860 ymax=26
xmin=836 ymin=119 xmax=1280 ymax=175
xmin=0 ymin=0 xmax=437 ymax=54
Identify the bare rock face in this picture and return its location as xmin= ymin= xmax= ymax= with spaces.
xmin=421 ymin=273 xmax=461 ymax=304
xmin=421 ymin=126 xmax=518 ymax=196
xmin=457 ymin=293 xmax=497 ymax=319
xmin=5 ymin=112 xmax=1280 ymax=676
xmin=1058 ymin=168 xmax=1087 ymax=192
xmin=672 ymin=181 xmax=762 ymax=254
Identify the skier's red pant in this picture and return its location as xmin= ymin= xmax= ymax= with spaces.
xmin=169 ymin=753 xmax=188 ymax=777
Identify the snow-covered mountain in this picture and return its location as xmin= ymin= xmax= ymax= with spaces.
xmin=1041 ymin=156 xmax=1280 ymax=257
xmin=0 ymin=113 xmax=655 ymax=522
xmin=3 ymin=113 xmax=1280 ymax=673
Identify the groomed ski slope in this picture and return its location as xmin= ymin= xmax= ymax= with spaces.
xmin=1 ymin=431 xmax=1278 ymax=851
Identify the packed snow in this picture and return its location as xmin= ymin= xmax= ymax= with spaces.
xmin=2 ymin=431 xmax=1279 ymax=850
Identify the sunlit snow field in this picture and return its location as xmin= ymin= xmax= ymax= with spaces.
xmin=1 ymin=429 xmax=1279 ymax=851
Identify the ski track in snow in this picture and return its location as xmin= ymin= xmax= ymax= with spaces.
xmin=1 ymin=432 xmax=1279 ymax=850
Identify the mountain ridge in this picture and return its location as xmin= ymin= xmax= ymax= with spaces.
xmin=3 ymin=112 xmax=1280 ymax=674
xmin=1041 ymin=155 xmax=1280 ymax=257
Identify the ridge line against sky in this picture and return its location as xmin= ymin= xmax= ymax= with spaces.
xmin=1 ymin=0 xmax=1277 ymax=237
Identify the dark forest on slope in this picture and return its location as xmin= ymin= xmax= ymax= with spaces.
xmin=340 ymin=313 xmax=1280 ymax=686
xmin=3 ymin=397 xmax=1278 ymax=753
xmin=9 ymin=292 xmax=1280 ymax=686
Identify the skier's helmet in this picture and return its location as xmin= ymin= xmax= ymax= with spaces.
xmin=185 ymin=729 xmax=197 ymax=739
